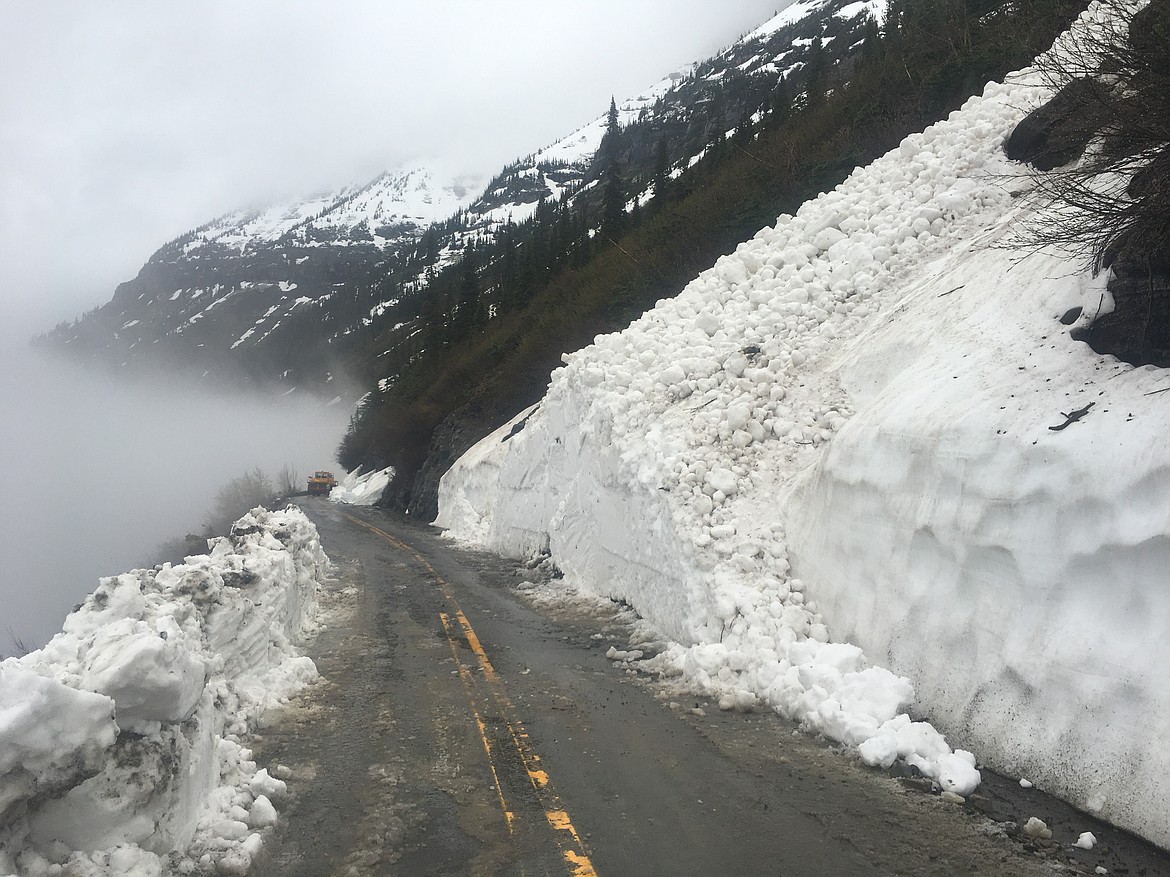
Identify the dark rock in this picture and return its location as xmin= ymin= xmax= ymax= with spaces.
xmin=1072 ymin=261 xmax=1170 ymax=367
xmin=1003 ymin=78 xmax=1111 ymax=171
xmin=401 ymin=404 xmax=509 ymax=521
xmin=221 ymin=570 xmax=258 ymax=588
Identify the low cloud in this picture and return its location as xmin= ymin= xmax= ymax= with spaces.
xmin=0 ymin=344 xmax=351 ymax=650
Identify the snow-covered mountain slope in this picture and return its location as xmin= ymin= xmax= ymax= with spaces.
xmin=48 ymin=0 xmax=883 ymax=389
xmin=46 ymin=161 xmax=488 ymax=391
xmin=434 ymin=2 xmax=1170 ymax=850
xmin=180 ymin=161 xmax=484 ymax=256
xmin=0 ymin=507 xmax=326 ymax=875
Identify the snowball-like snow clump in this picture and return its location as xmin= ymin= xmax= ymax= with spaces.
xmin=436 ymin=3 xmax=1170 ymax=848
xmin=0 ymin=506 xmax=327 ymax=876
xmin=329 ymin=465 xmax=393 ymax=505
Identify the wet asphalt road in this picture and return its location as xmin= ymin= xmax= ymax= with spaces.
xmin=248 ymin=500 xmax=1165 ymax=877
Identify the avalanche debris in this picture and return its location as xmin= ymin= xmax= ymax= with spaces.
xmin=435 ymin=2 xmax=1170 ymax=849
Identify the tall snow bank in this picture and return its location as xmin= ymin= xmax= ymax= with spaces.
xmin=0 ymin=506 xmax=326 ymax=876
xmin=785 ymin=237 xmax=1170 ymax=846
xmin=437 ymin=2 xmax=1169 ymax=847
xmin=329 ymin=465 xmax=393 ymax=505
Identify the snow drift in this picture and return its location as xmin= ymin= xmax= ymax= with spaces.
xmin=0 ymin=506 xmax=326 ymax=876
xmin=436 ymin=3 xmax=1170 ymax=849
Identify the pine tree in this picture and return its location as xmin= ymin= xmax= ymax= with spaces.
xmin=452 ymin=246 xmax=481 ymax=336
xmin=769 ymin=76 xmax=792 ymax=127
xmin=859 ymin=15 xmax=881 ymax=65
xmin=804 ymin=36 xmax=828 ymax=108
xmin=598 ymin=96 xmax=626 ymax=236
xmin=652 ymin=135 xmax=671 ymax=201
xmin=599 ymin=96 xmax=621 ymax=166
xmin=602 ymin=163 xmax=626 ymax=236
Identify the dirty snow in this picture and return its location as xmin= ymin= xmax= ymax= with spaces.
xmin=0 ymin=507 xmax=327 ymax=875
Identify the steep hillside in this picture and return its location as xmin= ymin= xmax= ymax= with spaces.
xmin=47 ymin=2 xmax=894 ymax=381
xmin=435 ymin=0 xmax=1170 ymax=849
xmin=46 ymin=162 xmax=485 ymax=389
xmin=49 ymin=0 xmax=1089 ymax=507
xmin=341 ymin=0 xmax=1088 ymax=515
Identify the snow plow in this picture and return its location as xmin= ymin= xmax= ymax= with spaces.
xmin=307 ymin=471 xmax=337 ymax=496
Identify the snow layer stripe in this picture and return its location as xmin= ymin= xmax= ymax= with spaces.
xmin=341 ymin=512 xmax=597 ymax=876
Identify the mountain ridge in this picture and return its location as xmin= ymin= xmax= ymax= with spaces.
xmin=47 ymin=0 xmax=1095 ymax=516
xmin=45 ymin=0 xmax=887 ymax=392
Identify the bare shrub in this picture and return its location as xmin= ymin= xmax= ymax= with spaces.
xmin=1014 ymin=0 xmax=1170 ymax=271
xmin=203 ymin=467 xmax=277 ymax=536
xmin=2 ymin=625 xmax=30 ymax=660
xmin=276 ymin=463 xmax=301 ymax=497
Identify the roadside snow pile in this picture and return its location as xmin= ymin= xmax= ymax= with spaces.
xmin=436 ymin=3 xmax=1170 ymax=848
xmin=329 ymin=466 xmax=393 ymax=506
xmin=0 ymin=506 xmax=327 ymax=876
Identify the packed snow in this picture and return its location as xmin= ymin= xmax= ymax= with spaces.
xmin=436 ymin=2 xmax=1170 ymax=849
xmin=329 ymin=466 xmax=394 ymax=506
xmin=0 ymin=506 xmax=327 ymax=875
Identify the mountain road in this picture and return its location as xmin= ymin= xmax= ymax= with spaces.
xmin=247 ymin=499 xmax=1141 ymax=877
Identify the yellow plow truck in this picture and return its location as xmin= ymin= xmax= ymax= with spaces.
xmin=307 ymin=471 xmax=337 ymax=496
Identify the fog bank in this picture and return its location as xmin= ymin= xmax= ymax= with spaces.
xmin=0 ymin=344 xmax=351 ymax=650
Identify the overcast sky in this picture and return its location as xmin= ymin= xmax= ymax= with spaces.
xmin=0 ymin=1 xmax=786 ymax=341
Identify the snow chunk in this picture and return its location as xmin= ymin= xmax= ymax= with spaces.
xmin=81 ymin=622 xmax=206 ymax=731
xmin=705 ymin=468 xmax=738 ymax=496
xmin=0 ymin=667 xmax=116 ymax=819
xmin=330 ymin=466 xmax=394 ymax=505
xmin=249 ymin=768 xmax=287 ymax=799
xmin=248 ymin=795 xmax=278 ymax=829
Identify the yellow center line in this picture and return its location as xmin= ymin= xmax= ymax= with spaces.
xmin=342 ymin=512 xmax=598 ymax=877
xmin=439 ymin=611 xmax=516 ymax=833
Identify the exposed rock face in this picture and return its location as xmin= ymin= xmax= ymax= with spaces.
xmin=1003 ymin=77 xmax=1109 ymax=171
xmin=406 ymin=402 xmax=515 ymax=521
xmin=1004 ymin=0 xmax=1170 ymax=370
xmin=1074 ymin=258 xmax=1170 ymax=367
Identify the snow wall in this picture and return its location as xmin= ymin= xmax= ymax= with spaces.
xmin=0 ymin=506 xmax=326 ymax=876
xmin=436 ymin=3 xmax=1170 ymax=849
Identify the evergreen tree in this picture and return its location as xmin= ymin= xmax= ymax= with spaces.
xmin=804 ymin=35 xmax=829 ymax=108
xmin=652 ymin=135 xmax=671 ymax=200
xmin=769 ymin=76 xmax=792 ymax=127
xmin=707 ymin=87 xmax=727 ymax=149
xmin=571 ymin=202 xmax=592 ymax=267
xmin=859 ymin=15 xmax=881 ymax=65
xmin=602 ymin=163 xmax=626 ymax=236
xmin=599 ymin=96 xmax=621 ymax=166
xmin=452 ymin=246 xmax=481 ymax=336
xmin=599 ymin=96 xmax=626 ymax=236
xmin=420 ymin=280 xmax=448 ymax=350
xmin=496 ymin=223 xmax=520 ymax=312
xmin=554 ymin=204 xmax=572 ymax=267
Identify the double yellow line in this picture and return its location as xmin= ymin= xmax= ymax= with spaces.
xmin=342 ymin=513 xmax=597 ymax=877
